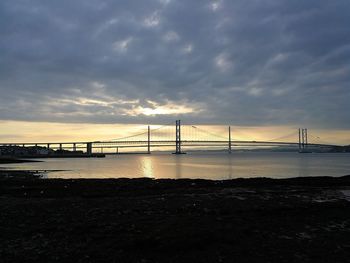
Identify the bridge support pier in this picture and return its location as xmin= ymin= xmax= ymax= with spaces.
xmin=87 ymin=142 xmax=92 ymax=155
xmin=73 ymin=143 xmax=76 ymax=152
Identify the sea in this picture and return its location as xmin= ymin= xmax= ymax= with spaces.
xmin=2 ymin=152 xmax=350 ymax=180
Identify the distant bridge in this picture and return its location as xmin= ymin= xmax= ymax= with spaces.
xmin=0 ymin=120 xmax=340 ymax=155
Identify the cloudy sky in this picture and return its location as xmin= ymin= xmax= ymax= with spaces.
xmin=0 ymin=0 xmax=350 ymax=142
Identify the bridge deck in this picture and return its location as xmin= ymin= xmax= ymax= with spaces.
xmin=0 ymin=140 xmax=337 ymax=148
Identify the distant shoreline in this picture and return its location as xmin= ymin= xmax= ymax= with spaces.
xmin=0 ymin=157 xmax=42 ymax=164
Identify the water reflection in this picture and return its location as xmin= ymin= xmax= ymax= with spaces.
xmin=2 ymin=152 xmax=350 ymax=180
xmin=140 ymin=156 xmax=154 ymax=178
xmin=175 ymin=155 xmax=183 ymax=179
xmin=297 ymin=155 xmax=310 ymax=177
xmin=227 ymin=155 xmax=233 ymax=180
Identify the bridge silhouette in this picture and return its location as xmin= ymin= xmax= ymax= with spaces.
xmin=0 ymin=120 xmax=339 ymax=155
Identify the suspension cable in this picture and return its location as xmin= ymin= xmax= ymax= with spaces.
xmin=108 ymin=121 xmax=175 ymax=141
xmin=265 ymin=130 xmax=298 ymax=142
xmin=190 ymin=126 xmax=228 ymax=140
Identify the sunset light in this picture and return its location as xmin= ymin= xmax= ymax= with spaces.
xmin=1 ymin=0 xmax=350 ymax=261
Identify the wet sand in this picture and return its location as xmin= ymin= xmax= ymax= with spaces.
xmin=1 ymin=173 xmax=350 ymax=262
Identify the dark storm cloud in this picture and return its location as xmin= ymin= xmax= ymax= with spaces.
xmin=0 ymin=0 xmax=349 ymax=128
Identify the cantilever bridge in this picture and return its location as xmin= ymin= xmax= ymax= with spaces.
xmin=0 ymin=120 xmax=340 ymax=155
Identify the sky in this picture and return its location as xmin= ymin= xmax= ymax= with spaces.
xmin=0 ymin=0 xmax=349 ymax=143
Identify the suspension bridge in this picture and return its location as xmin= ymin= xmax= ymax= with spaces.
xmin=0 ymin=120 xmax=340 ymax=156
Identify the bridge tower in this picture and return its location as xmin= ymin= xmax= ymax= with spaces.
xmin=147 ymin=125 xmax=151 ymax=154
xmin=299 ymin=128 xmax=308 ymax=152
xmin=174 ymin=120 xmax=185 ymax=154
xmin=304 ymin=128 xmax=308 ymax=146
xmin=228 ymin=126 xmax=232 ymax=154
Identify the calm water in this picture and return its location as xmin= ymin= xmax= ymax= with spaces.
xmin=2 ymin=152 xmax=350 ymax=180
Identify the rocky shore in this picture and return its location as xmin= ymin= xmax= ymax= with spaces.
xmin=1 ymin=172 xmax=350 ymax=262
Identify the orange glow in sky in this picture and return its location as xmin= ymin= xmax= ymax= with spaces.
xmin=0 ymin=120 xmax=349 ymax=146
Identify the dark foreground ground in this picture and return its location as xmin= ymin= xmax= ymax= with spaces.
xmin=1 ymin=171 xmax=350 ymax=263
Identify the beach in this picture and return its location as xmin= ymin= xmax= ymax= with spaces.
xmin=1 ymin=172 xmax=350 ymax=262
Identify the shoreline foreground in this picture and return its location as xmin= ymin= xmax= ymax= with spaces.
xmin=1 ymin=173 xmax=350 ymax=262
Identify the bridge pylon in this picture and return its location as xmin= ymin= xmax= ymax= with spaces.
xmin=173 ymin=120 xmax=185 ymax=154
xmin=228 ymin=126 xmax=232 ymax=154
xmin=147 ymin=125 xmax=151 ymax=154
xmin=299 ymin=128 xmax=309 ymax=153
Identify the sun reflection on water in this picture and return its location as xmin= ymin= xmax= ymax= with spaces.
xmin=140 ymin=156 xmax=154 ymax=178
